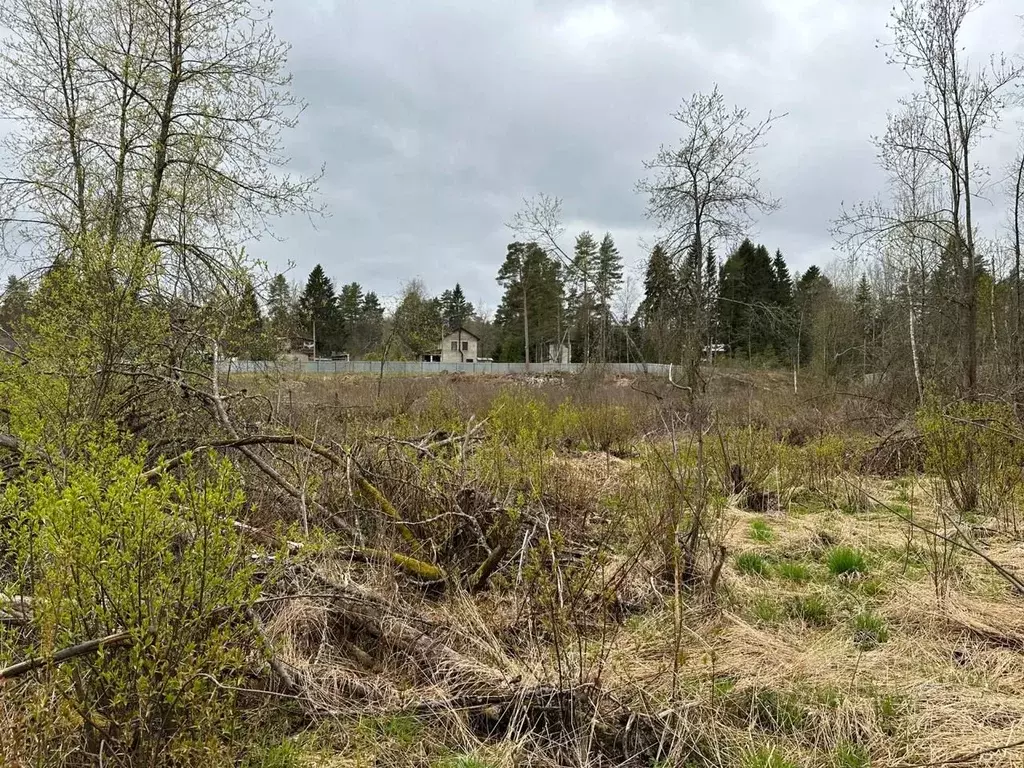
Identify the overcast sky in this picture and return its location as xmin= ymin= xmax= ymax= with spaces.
xmin=254 ymin=0 xmax=1023 ymax=313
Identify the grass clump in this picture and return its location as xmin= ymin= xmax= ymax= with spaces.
xmin=834 ymin=742 xmax=871 ymax=768
xmin=752 ymin=596 xmax=782 ymax=625
xmin=785 ymin=594 xmax=831 ymax=626
xmin=827 ymin=546 xmax=868 ymax=577
xmin=741 ymin=744 xmax=798 ymax=768
xmin=736 ymin=551 xmax=772 ymax=577
xmin=776 ymin=561 xmax=812 ymax=583
xmin=851 ymin=611 xmax=890 ymax=650
xmin=749 ymin=689 xmax=808 ymax=733
xmin=750 ymin=518 xmax=775 ymax=542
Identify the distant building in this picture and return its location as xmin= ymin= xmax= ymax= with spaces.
xmin=422 ymin=326 xmax=480 ymax=363
xmin=546 ymin=339 xmax=571 ymax=363
xmin=277 ymin=334 xmax=315 ymax=361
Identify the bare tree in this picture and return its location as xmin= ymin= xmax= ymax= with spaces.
xmin=1011 ymin=144 xmax=1024 ymax=377
xmin=0 ymin=0 xmax=320 ymax=290
xmin=637 ymin=86 xmax=781 ymax=391
xmin=883 ymin=0 xmax=1022 ymax=399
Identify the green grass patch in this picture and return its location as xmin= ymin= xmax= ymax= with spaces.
xmin=752 ymin=596 xmax=782 ymax=624
xmin=874 ymin=692 xmax=911 ymax=736
xmin=852 ymin=611 xmax=890 ymax=650
xmin=736 ymin=551 xmax=772 ymax=577
xmin=834 ymin=742 xmax=871 ymax=768
xmin=827 ymin=546 xmax=868 ymax=577
xmin=785 ymin=594 xmax=831 ymax=626
xmin=741 ymin=744 xmax=798 ymax=768
xmin=776 ymin=560 xmax=812 ymax=583
xmin=750 ymin=518 xmax=775 ymax=542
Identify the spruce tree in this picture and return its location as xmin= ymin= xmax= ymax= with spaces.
xmin=298 ymin=264 xmax=342 ymax=356
xmin=773 ymin=250 xmax=793 ymax=305
xmin=267 ymin=273 xmax=295 ymax=336
xmin=439 ymin=283 xmax=474 ymax=329
xmin=338 ymin=282 xmax=364 ymax=329
xmin=638 ymin=243 xmax=678 ymax=362
xmin=0 ymin=275 xmax=31 ymax=332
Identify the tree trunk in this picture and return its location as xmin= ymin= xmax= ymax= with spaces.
xmin=908 ymin=272 xmax=924 ymax=406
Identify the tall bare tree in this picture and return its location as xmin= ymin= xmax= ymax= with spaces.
xmin=637 ymin=86 xmax=781 ymax=391
xmin=883 ymin=0 xmax=1022 ymax=399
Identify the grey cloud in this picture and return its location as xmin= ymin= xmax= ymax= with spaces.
xmin=250 ymin=0 xmax=1024 ymax=306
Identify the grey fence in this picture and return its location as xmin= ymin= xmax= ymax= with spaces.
xmin=218 ymin=359 xmax=673 ymax=377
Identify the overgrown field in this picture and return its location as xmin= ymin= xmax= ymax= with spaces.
xmin=5 ymin=369 xmax=1024 ymax=767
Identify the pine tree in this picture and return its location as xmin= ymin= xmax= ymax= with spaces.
xmin=567 ymin=232 xmax=598 ymax=363
xmin=298 ymin=264 xmax=342 ymax=356
xmin=496 ymin=242 xmax=564 ymax=363
xmin=595 ymin=233 xmax=623 ymax=361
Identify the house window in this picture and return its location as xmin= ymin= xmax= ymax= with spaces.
xmin=462 ymin=341 xmax=469 ymax=351
xmin=450 ymin=341 xmax=458 ymax=351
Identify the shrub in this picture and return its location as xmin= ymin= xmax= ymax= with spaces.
xmin=750 ymin=518 xmax=775 ymax=542
xmin=852 ymin=611 xmax=890 ymax=650
xmin=736 ymin=552 xmax=772 ymax=577
xmin=0 ymin=445 xmax=260 ymax=766
xmin=827 ymin=546 xmax=868 ymax=577
xmin=578 ymin=403 xmax=638 ymax=454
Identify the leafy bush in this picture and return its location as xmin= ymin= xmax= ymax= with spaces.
xmin=736 ymin=551 xmax=772 ymax=577
xmin=851 ymin=611 xmax=890 ymax=650
xmin=827 ymin=546 xmax=868 ymax=577
xmin=0 ymin=445 xmax=260 ymax=766
xmin=917 ymin=399 xmax=1024 ymax=514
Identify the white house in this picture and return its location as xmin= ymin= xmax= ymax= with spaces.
xmin=439 ymin=326 xmax=480 ymax=363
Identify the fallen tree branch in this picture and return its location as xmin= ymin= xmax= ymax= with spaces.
xmin=0 ymin=631 xmax=131 ymax=680
xmin=470 ymin=544 xmax=508 ymax=593
xmin=897 ymin=736 xmax=1024 ymax=767
xmin=144 ymin=433 xmax=346 ymax=480
xmin=341 ymin=546 xmax=447 ymax=582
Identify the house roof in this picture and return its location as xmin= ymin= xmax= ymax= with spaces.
xmin=441 ymin=326 xmax=480 ymax=341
